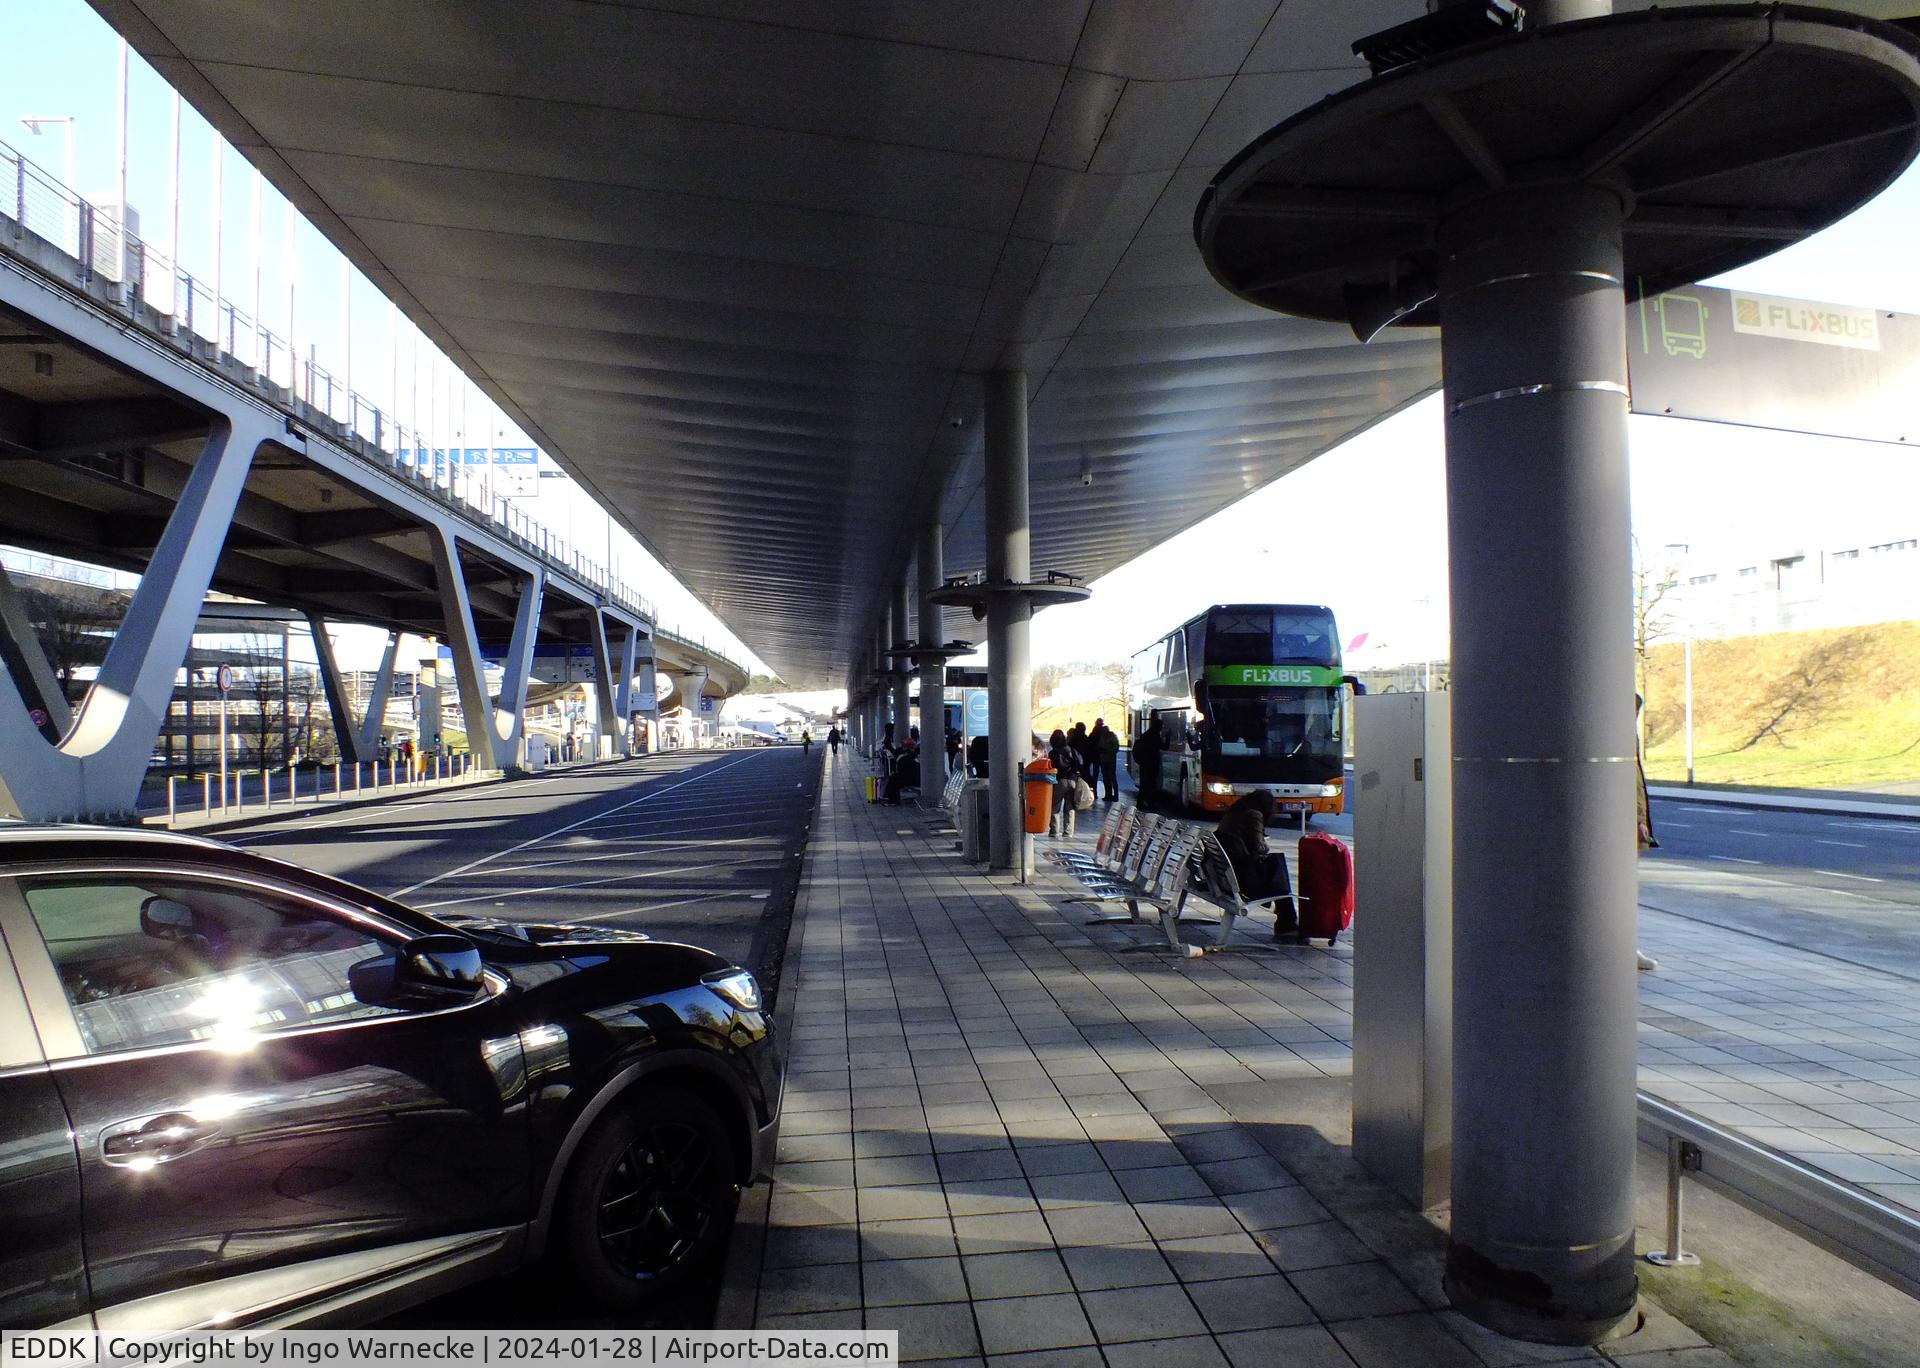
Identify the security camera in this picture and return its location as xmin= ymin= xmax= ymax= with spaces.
xmin=948 ymin=416 xmax=964 ymax=428
xmin=1080 ymin=469 xmax=1094 ymax=487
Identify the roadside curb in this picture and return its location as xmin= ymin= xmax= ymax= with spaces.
xmin=712 ymin=749 xmax=826 ymax=1330
xmin=139 ymin=753 xmax=684 ymax=838
xmin=1649 ymin=783 xmax=1920 ymax=822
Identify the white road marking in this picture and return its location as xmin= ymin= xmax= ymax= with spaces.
xmin=1728 ymin=829 xmax=1771 ymax=837
xmin=392 ymin=751 xmax=767 ymax=897
xmin=571 ymin=891 xmax=739 ymax=922
xmin=1816 ymin=869 xmax=1883 ymax=882
xmin=1815 ymin=839 xmax=1867 ymax=849
xmin=1709 ymin=855 xmax=1761 ymax=864
xmin=410 ymin=851 xmax=767 ymax=909
xmin=1661 ymin=822 xmax=1693 ymax=829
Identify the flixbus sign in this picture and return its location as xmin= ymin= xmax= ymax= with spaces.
xmin=1205 ymin=665 xmax=1343 ymax=687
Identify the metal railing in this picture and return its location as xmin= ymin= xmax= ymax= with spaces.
xmin=0 ymin=136 xmax=745 ymax=678
xmin=1637 ymin=1092 xmax=1920 ymax=1300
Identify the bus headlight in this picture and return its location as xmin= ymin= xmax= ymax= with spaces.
xmin=1205 ymin=781 xmax=1236 ymax=795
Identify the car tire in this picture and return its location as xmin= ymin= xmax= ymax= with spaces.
xmin=556 ymin=1087 xmax=739 ymax=1310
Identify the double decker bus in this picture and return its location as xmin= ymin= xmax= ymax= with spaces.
xmin=1128 ymin=604 xmax=1351 ymax=817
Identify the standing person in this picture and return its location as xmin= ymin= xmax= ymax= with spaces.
xmin=968 ymin=732 xmax=990 ymax=778
xmin=1048 ymin=728 xmax=1083 ymax=838
xmin=827 ymin=725 xmax=841 ymax=755
xmin=1069 ymin=722 xmax=1094 ymax=791
xmin=1133 ymin=719 xmax=1164 ymax=809
xmin=1636 ymin=694 xmax=1659 ymax=972
xmin=1091 ymin=718 xmax=1121 ymax=801
xmin=802 ymin=729 xmax=813 ymax=754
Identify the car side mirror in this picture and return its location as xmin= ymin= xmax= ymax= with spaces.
xmin=349 ymin=933 xmax=485 ymax=1009
xmin=140 ymin=896 xmax=198 ymax=942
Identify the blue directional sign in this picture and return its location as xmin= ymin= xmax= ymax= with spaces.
xmin=964 ymin=688 xmax=989 ymax=736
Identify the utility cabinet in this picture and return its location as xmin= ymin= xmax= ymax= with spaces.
xmin=1352 ymin=691 xmax=1453 ymax=1209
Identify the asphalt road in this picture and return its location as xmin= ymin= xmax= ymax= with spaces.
xmin=226 ymin=745 xmax=820 ymax=991
xmin=210 ymin=745 xmax=824 ymax=1329
xmin=1641 ymin=795 xmax=1920 ymax=981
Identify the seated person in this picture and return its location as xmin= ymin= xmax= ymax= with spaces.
xmin=884 ymin=742 xmax=921 ymax=804
xmin=1214 ymin=804 xmax=1297 ymax=934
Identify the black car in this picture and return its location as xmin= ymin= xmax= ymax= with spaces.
xmin=0 ymin=824 xmax=781 ymax=1331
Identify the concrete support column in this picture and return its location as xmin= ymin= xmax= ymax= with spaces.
xmin=870 ymin=633 xmax=887 ymax=752
xmin=0 ymin=561 xmax=73 ymax=740
xmin=587 ymin=611 xmax=620 ymax=755
xmin=433 ymin=528 xmax=542 ymax=773
xmin=0 ymin=416 xmax=266 ymax=819
xmin=985 ymin=369 xmax=1032 ymax=873
xmin=1438 ymin=181 xmax=1638 ymax=1344
xmin=418 ymin=656 xmax=443 ymax=751
xmin=917 ymin=523 xmax=946 ymax=800
xmin=891 ymin=583 xmax=913 ymax=747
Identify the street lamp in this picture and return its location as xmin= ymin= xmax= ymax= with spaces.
xmin=1664 ymin=542 xmax=1694 ymax=784
xmin=18 ymin=114 xmax=76 ymax=254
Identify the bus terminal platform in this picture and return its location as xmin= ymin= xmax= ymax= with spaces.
xmin=716 ymin=752 xmax=1920 ymax=1366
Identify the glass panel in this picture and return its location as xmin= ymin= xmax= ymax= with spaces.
xmin=1208 ymin=690 xmax=1341 ymax=761
xmin=23 ymin=876 xmax=405 ymax=1056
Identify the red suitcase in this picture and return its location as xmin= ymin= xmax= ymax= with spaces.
xmin=1295 ymin=831 xmax=1354 ymax=946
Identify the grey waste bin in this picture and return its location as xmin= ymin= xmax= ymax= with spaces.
xmin=961 ymin=780 xmax=991 ymax=863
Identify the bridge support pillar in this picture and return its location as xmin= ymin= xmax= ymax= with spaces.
xmin=0 ymin=416 xmax=267 ymax=820
xmin=0 ymin=562 xmax=74 ymax=742
xmin=308 ymin=615 xmax=397 ymax=765
xmin=432 ymin=527 xmax=542 ymax=774
xmin=985 ymin=369 xmax=1032 ymax=874
xmin=917 ymin=524 xmax=946 ymax=801
xmin=588 ymin=611 xmax=620 ymax=757
xmin=1439 ymin=181 xmax=1639 ymax=1343
xmin=418 ymin=656 xmax=444 ymax=752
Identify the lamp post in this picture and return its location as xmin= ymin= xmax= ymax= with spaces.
xmin=18 ymin=115 xmax=76 ymax=254
xmin=1665 ymin=543 xmax=1694 ymax=784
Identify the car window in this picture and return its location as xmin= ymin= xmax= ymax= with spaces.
xmin=21 ymin=874 xmax=408 ymax=1055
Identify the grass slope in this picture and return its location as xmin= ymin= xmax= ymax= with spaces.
xmin=1641 ymin=620 xmax=1920 ymax=790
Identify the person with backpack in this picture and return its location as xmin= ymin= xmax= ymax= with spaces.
xmin=1047 ymin=728 xmax=1085 ymax=837
xmin=827 ymin=725 xmax=841 ymax=755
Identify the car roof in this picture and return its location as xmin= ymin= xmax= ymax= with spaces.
xmin=0 ymin=820 xmax=232 ymax=857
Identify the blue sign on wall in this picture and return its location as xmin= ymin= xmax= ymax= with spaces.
xmin=964 ymin=688 xmax=989 ymax=736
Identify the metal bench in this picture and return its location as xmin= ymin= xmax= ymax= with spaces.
xmin=1057 ymin=814 xmax=1212 ymax=954
xmin=1048 ymin=797 xmax=1133 ymax=877
xmin=1186 ymin=833 xmax=1290 ymax=952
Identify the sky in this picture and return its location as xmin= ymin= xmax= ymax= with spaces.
xmin=4 ymin=0 xmax=1917 ymax=682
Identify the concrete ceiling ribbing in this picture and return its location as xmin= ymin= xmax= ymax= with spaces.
xmin=95 ymin=0 xmax=1465 ymax=684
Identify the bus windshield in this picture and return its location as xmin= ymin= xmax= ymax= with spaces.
xmin=1207 ymin=689 xmax=1340 ymax=764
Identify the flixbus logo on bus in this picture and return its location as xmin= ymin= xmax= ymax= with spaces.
xmin=1205 ymin=665 xmax=1341 ymax=687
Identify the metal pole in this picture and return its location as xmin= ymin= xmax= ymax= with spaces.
xmin=891 ymin=582 xmax=912 ymax=751
xmin=167 ymin=91 xmax=181 ymax=321
xmin=114 ymin=38 xmax=129 ymax=298
xmin=984 ymin=369 xmax=1032 ymax=875
xmin=250 ymin=169 xmax=263 ymax=370
xmin=167 ymin=775 xmax=176 ymax=826
xmin=1646 ymin=1138 xmax=1702 ymax=1267
xmin=1439 ymin=181 xmax=1639 ymax=1343
xmin=1683 ymin=634 xmax=1694 ymax=785
xmin=218 ymin=691 xmax=228 ymax=806
xmin=202 ymin=772 xmax=210 ymax=816
xmin=917 ymin=523 xmax=946 ymax=801
xmin=210 ymin=128 xmax=222 ymax=342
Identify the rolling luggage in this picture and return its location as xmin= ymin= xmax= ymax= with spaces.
xmin=1295 ymin=831 xmax=1354 ymax=946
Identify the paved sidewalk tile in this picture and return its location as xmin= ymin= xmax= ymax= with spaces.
xmin=741 ymin=760 xmax=1758 ymax=1367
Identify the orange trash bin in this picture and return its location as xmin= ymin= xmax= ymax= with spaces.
xmin=1022 ymin=757 xmax=1056 ymax=834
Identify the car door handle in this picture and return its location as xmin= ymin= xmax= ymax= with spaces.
xmin=101 ymin=1113 xmax=221 ymax=1166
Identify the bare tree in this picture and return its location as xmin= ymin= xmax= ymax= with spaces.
xmin=1632 ymin=536 xmax=1682 ymax=698
xmin=1730 ymin=631 xmax=1870 ymax=753
xmin=15 ymin=583 xmax=124 ymax=700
